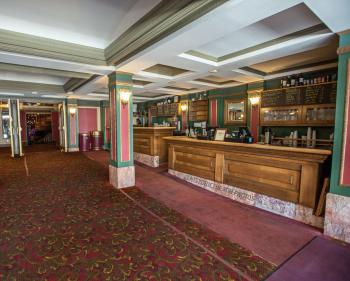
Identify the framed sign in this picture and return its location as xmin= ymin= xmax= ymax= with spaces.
xmin=214 ymin=128 xmax=227 ymax=141
xmin=341 ymin=60 xmax=350 ymax=186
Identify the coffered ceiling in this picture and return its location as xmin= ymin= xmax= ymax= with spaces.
xmin=0 ymin=0 xmax=349 ymax=103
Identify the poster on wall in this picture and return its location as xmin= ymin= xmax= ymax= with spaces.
xmin=341 ymin=60 xmax=350 ymax=186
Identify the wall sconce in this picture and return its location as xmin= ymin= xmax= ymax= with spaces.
xmin=180 ymin=103 xmax=188 ymax=112
xmin=120 ymin=88 xmax=131 ymax=105
xmin=249 ymin=96 xmax=260 ymax=106
xmin=69 ymin=107 xmax=77 ymax=116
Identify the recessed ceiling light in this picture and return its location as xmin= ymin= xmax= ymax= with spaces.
xmin=210 ymin=69 xmax=218 ymax=73
xmin=32 ymin=91 xmax=38 ymax=95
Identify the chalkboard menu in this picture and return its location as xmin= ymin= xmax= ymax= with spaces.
xmin=261 ymin=82 xmax=337 ymax=107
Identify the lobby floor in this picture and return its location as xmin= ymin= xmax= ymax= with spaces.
xmin=1 ymin=146 xmax=349 ymax=280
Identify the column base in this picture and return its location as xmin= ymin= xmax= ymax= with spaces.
xmin=68 ymin=147 xmax=79 ymax=152
xmin=324 ymin=193 xmax=350 ymax=243
xmin=109 ymin=165 xmax=135 ymax=188
xmin=134 ymin=152 xmax=159 ymax=167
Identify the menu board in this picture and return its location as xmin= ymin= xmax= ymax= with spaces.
xmin=261 ymin=82 xmax=337 ymax=107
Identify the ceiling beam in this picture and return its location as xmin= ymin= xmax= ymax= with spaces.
xmin=63 ymin=75 xmax=99 ymax=92
xmin=0 ymin=80 xmax=64 ymax=93
xmin=0 ymin=62 xmax=92 ymax=79
xmin=105 ymin=0 xmax=228 ymax=66
xmin=0 ymin=28 xmax=106 ymax=66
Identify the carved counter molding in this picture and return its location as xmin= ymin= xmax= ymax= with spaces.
xmin=134 ymin=127 xmax=175 ymax=167
xmin=164 ymin=137 xmax=331 ymax=209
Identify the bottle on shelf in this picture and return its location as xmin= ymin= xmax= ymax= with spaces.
xmin=291 ymin=75 xmax=296 ymax=87
xmin=286 ymin=76 xmax=291 ymax=87
xmin=299 ymin=74 xmax=304 ymax=86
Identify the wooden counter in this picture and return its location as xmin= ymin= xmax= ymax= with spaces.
xmin=134 ymin=127 xmax=175 ymax=165
xmin=164 ymin=136 xmax=332 ymax=209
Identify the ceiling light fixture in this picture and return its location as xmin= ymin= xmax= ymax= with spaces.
xmin=32 ymin=91 xmax=38 ymax=95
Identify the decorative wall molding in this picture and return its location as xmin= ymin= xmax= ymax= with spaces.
xmin=0 ymin=28 xmax=106 ymax=65
xmin=105 ymin=0 xmax=228 ymax=65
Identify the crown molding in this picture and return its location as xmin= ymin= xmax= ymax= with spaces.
xmin=0 ymin=28 xmax=106 ymax=65
xmin=63 ymin=75 xmax=99 ymax=92
xmin=105 ymin=0 xmax=228 ymax=66
xmin=0 ymin=79 xmax=64 ymax=93
xmin=0 ymin=62 xmax=92 ymax=79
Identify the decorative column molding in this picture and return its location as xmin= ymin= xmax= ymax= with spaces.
xmin=325 ymin=33 xmax=350 ymax=242
xmin=209 ymin=99 xmax=218 ymax=127
xmin=108 ymin=72 xmax=135 ymax=188
xmin=101 ymin=101 xmax=110 ymax=150
xmin=8 ymin=99 xmax=22 ymax=157
xmin=67 ymin=100 xmax=79 ymax=152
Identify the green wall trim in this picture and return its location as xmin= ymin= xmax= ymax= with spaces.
xmin=77 ymin=100 xmax=101 ymax=107
xmin=330 ymin=33 xmax=350 ymax=197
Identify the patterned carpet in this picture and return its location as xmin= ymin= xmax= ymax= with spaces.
xmin=0 ymin=150 xmax=275 ymax=280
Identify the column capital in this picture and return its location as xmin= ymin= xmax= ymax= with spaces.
xmin=108 ymin=71 xmax=133 ymax=87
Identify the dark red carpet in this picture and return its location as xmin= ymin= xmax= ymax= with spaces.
xmin=266 ymin=236 xmax=350 ymax=281
xmin=0 ymin=150 xmax=274 ymax=280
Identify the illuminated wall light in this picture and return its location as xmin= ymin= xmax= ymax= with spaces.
xmin=69 ymin=107 xmax=77 ymax=115
xmin=180 ymin=103 xmax=188 ymax=112
xmin=119 ymin=88 xmax=132 ymax=105
xmin=249 ymin=96 xmax=260 ymax=106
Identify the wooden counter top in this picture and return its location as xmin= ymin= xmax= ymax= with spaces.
xmin=134 ymin=127 xmax=176 ymax=131
xmin=163 ymin=136 xmax=331 ymax=160
xmin=164 ymin=136 xmax=332 ymax=209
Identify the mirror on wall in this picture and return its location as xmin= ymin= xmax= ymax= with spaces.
xmin=224 ymin=99 xmax=246 ymax=125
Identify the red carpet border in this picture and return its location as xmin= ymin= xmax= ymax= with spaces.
xmin=0 ymin=150 xmax=275 ymax=280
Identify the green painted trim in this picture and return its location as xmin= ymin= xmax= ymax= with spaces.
xmin=0 ymin=80 xmax=64 ymax=93
xmin=105 ymin=0 xmax=228 ymax=65
xmin=0 ymin=28 xmax=106 ymax=65
xmin=77 ymin=100 xmax=101 ymax=107
xmin=330 ymin=34 xmax=350 ymax=196
xmin=109 ymin=72 xmax=134 ymax=167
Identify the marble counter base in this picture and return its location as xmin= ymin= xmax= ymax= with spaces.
xmin=169 ymin=169 xmax=324 ymax=228
xmin=109 ymin=165 xmax=135 ymax=188
xmin=68 ymin=147 xmax=79 ymax=152
xmin=134 ymin=152 xmax=159 ymax=168
xmin=324 ymin=193 xmax=350 ymax=243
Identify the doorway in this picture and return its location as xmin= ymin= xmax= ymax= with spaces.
xmin=26 ymin=113 xmax=53 ymax=145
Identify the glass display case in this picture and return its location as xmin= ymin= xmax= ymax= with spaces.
xmin=302 ymin=104 xmax=336 ymax=125
xmin=260 ymin=106 xmax=302 ymax=126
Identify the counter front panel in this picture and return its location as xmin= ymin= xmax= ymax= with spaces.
xmin=165 ymin=137 xmax=331 ymax=209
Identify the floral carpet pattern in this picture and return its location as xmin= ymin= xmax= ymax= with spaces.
xmin=0 ymin=150 xmax=275 ymax=280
